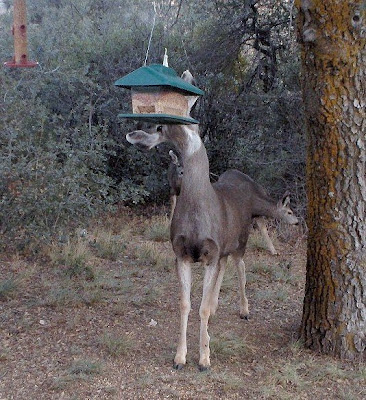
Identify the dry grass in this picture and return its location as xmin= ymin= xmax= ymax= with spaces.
xmin=135 ymin=241 xmax=175 ymax=271
xmin=0 ymin=211 xmax=365 ymax=400
xmin=210 ymin=332 xmax=256 ymax=361
xmin=144 ymin=215 xmax=170 ymax=242
xmin=90 ymin=229 xmax=127 ymax=261
xmin=48 ymin=239 xmax=95 ymax=279
xmin=100 ymin=332 xmax=135 ymax=358
xmin=0 ymin=277 xmax=18 ymax=300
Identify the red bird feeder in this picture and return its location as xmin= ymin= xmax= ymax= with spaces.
xmin=4 ymin=0 xmax=38 ymax=68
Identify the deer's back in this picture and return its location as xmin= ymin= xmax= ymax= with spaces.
xmin=216 ymin=169 xmax=268 ymax=198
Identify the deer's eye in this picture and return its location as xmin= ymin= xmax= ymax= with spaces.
xmin=156 ymin=125 xmax=163 ymax=132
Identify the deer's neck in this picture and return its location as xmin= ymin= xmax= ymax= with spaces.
xmin=171 ymin=127 xmax=212 ymax=199
xmin=181 ymin=145 xmax=212 ymax=194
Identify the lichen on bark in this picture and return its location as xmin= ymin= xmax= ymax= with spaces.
xmin=297 ymin=0 xmax=366 ymax=360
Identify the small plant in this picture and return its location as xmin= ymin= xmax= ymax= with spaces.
xmin=52 ymin=359 xmax=103 ymax=391
xmin=0 ymin=277 xmax=18 ymax=300
xmin=0 ymin=349 xmax=9 ymax=362
xmin=255 ymin=287 xmax=289 ymax=302
xmin=144 ymin=215 xmax=170 ymax=242
xmin=273 ymin=362 xmax=307 ymax=389
xmin=49 ymin=241 xmax=95 ymax=280
xmin=210 ymin=333 xmax=253 ymax=361
xmin=271 ymin=265 xmax=293 ymax=284
xmin=44 ymin=286 xmax=81 ymax=307
xmin=136 ymin=242 xmax=174 ymax=270
xmin=211 ymin=371 xmax=246 ymax=392
xmin=219 ymin=261 xmax=236 ymax=294
xmin=247 ymin=231 xmax=268 ymax=251
xmin=91 ymin=229 xmax=126 ymax=261
xmin=68 ymin=359 xmax=102 ymax=376
xmin=250 ymin=261 xmax=272 ymax=275
xmin=131 ymin=281 xmax=163 ymax=306
xmin=100 ymin=332 xmax=134 ymax=357
xmin=43 ymin=279 xmax=103 ymax=308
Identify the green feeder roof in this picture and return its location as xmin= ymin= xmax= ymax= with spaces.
xmin=118 ymin=113 xmax=199 ymax=125
xmin=114 ymin=64 xmax=204 ymax=95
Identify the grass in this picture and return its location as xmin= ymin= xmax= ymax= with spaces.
xmin=260 ymin=353 xmax=366 ymax=400
xmin=271 ymin=264 xmax=294 ymax=284
xmin=144 ymin=215 xmax=170 ymax=242
xmin=131 ymin=281 xmax=163 ymax=306
xmin=69 ymin=359 xmax=103 ymax=376
xmin=219 ymin=260 xmax=237 ymax=294
xmin=199 ymin=370 xmax=247 ymax=393
xmin=255 ymin=287 xmax=289 ymax=302
xmin=2 ymin=213 xmax=365 ymax=400
xmin=100 ymin=332 xmax=134 ymax=357
xmin=49 ymin=240 xmax=95 ymax=280
xmin=52 ymin=359 xmax=103 ymax=391
xmin=247 ymin=231 xmax=269 ymax=251
xmin=250 ymin=261 xmax=272 ymax=275
xmin=210 ymin=333 xmax=254 ymax=361
xmin=0 ymin=277 xmax=18 ymax=300
xmin=90 ymin=229 xmax=127 ymax=261
xmin=43 ymin=279 xmax=103 ymax=307
xmin=135 ymin=242 xmax=175 ymax=271
xmin=0 ymin=349 xmax=9 ymax=362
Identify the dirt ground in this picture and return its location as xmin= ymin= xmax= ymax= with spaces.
xmin=0 ymin=210 xmax=365 ymax=399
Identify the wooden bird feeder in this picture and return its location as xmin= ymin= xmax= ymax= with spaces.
xmin=4 ymin=0 xmax=38 ymax=68
xmin=114 ymin=64 xmax=204 ymax=124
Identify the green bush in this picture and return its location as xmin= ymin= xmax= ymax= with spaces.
xmin=0 ymin=0 xmax=306 ymax=251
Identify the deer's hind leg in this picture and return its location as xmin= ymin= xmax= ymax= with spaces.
xmin=210 ymin=256 xmax=228 ymax=316
xmin=233 ymin=254 xmax=249 ymax=319
xmin=173 ymin=259 xmax=192 ymax=370
xmin=199 ymin=262 xmax=220 ymax=370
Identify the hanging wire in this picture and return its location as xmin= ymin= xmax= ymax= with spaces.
xmin=144 ymin=2 xmax=157 ymax=66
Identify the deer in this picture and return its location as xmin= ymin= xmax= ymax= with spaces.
xmin=126 ymin=70 xmax=299 ymax=371
xmin=167 ymin=150 xmax=298 ymax=255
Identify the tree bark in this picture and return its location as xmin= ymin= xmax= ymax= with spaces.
xmin=296 ymin=0 xmax=366 ymax=360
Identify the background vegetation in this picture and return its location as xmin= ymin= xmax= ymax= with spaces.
xmin=0 ymin=0 xmax=305 ymax=250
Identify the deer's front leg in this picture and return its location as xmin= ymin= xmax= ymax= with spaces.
xmin=256 ymin=218 xmax=278 ymax=255
xmin=173 ymin=259 xmax=192 ymax=370
xmin=199 ymin=263 xmax=219 ymax=371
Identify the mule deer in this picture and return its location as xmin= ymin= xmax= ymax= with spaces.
xmin=126 ymin=70 xmax=298 ymax=371
xmin=167 ymin=150 xmax=298 ymax=255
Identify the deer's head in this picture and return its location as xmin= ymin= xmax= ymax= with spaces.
xmin=126 ymin=71 xmax=199 ymax=152
xmin=276 ymin=194 xmax=299 ymax=225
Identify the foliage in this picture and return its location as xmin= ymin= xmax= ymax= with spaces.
xmin=0 ymin=0 xmax=305 ymax=250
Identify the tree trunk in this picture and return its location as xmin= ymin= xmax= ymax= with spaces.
xmin=296 ymin=0 xmax=366 ymax=360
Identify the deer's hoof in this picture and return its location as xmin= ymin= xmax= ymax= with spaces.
xmin=198 ymin=364 xmax=210 ymax=372
xmin=240 ymin=313 xmax=249 ymax=320
xmin=173 ymin=362 xmax=185 ymax=371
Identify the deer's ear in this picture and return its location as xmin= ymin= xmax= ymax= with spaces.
xmin=281 ymin=193 xmax=291 ymax=208
xmin=187 ymin=96 xmax=198 ymax=113
xmin=181 ymin=70 xmax=198 ymax=114
xmin=169 ymin=150 xmax=179 ymax=165
xmin=181 ymin=70 xmax=195 ymax=85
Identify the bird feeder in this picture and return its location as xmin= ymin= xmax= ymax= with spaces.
xmin=114 ymin=63 xmax=204 ymax=124
xmin=4 ymin=0 xmax=38 ymax=68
